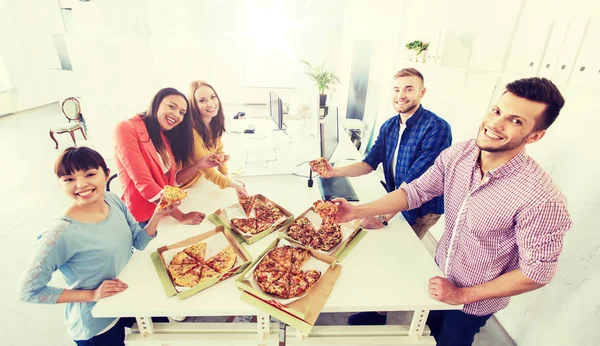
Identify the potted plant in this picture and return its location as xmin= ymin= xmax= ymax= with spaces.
xmin=301 ymin=60 xmax=340 ymax=107
xmin=405 ymin=40 xmax=429 ymax=63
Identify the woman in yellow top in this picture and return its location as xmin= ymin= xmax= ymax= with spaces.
xmin=181 ymin=80 xmax=247 ymax=197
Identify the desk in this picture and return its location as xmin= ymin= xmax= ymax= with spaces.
xmin=93 ymin=138 xmax=461 ymax=345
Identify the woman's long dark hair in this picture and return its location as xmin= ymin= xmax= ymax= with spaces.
xmin=188 ymin=80 xmax=226 ymax=149
xmin=140 ymin=87 xmax=193 ymax=168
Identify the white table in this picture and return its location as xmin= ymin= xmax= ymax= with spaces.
xmin=93 ymin=137 xmax=461 ymax=345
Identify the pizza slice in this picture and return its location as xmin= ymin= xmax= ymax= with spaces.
xmin=254 ymin=269 xmax=287 ymax=292
xmin=184 ymin=243 xmax=207 ymax=262
xmin=255 ymin=219 xmax=273 ymax=234
xmin=172 ymin=271 xmax=200 ymax=287
xmin=303 ymin=269 xmax=321 ymax=286
xmin=317 ymin=221 xmax=343 ymax=251
xmin=291 ymin=248 xmax=311 ymax=274
xmin=199 ymin=265 xmax=219 ymax=282
xmin=158 ymin=185 xmax=187 ymax=210
xmin=312 ymin=200 xmax=338 ymax=220
xmin=205 ymin=245 xmax=237 ymax=274
xmin=255 ymin=255 xmax=289 ymax=273
xmin=309 ymin=157 xmax=328 ymax=176
xmin=170 ymin=251 xmax=198 ymax=265
xmin=238 ymin=195 xmax=257 ymax=216
xmin=288 ymin=272 xmax=310 ymax=298
xmin=269 ymin=246 xmax=293 ymax=272
xmin=209 ymin=153 xmax=231 ymax=166
xmin=267 ymin=272 xmax=292 ymax=299
xmin=230 ymin=217 xmax=258 ymax=234
xmin=168 ymin=263 xmax=198 ymax=279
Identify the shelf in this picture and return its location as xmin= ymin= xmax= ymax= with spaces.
xmin=396 ymin=60 xmax=500 ymax=76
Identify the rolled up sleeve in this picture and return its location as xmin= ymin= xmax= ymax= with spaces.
xmin=516 ymin=199 xmax=572 ymax=284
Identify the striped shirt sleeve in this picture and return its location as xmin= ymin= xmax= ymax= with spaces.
xmin=516 ymin=199 xmax=573 ymax=284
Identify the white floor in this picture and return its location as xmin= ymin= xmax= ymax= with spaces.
xmin=0 ymin=103 xmax=515 ymax=346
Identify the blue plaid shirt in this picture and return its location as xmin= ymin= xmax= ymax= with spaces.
xmin=363 ymin=105 xmax=452 ymax=225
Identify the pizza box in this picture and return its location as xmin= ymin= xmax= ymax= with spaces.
xmin=281 ymin=207 xmax=366 ymax=261
xmin=214 ymin=194 xmax=294 ymax=245
xmin=236 ymin=237 xmax=342 ymax=333
xmin=151 ymin=225 xmax=252 ymax=300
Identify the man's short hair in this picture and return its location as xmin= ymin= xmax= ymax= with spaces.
xmin=394 ymin=68 xmax=424 ymax=85
xmin=504 ymin=77 xmax=565 ymax=131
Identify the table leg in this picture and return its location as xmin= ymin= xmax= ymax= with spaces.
xmin=136 ymin=316 xmax=155 ymax=337
xmin=409 ymin=309 xmax=430 ymax=338
xmin=257 ymin=313 xmax=270 ymax=345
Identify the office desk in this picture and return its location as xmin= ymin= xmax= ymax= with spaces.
xmin=93 ymin=138 xmax=461 ymax=345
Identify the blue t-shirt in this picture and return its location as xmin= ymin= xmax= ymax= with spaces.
xmin=17 ymin=192 xmax=155 ymax=340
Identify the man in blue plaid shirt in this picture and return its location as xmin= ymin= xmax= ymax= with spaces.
xmin=317 ymin=68 xmax=452 ymax=238
xmin=316 ymin=67 xmax=452 ymax=325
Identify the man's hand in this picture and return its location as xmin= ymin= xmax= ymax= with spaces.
xmin=180 ymin=211 xmax=205 ymax=225
xmin=428 ymin=276 xmax=464 ymax=305
xmin=92 ymin=279 xmax=128 ymax=302
xmin=332 ymin=198 xmax=358 ymax=223
xmin=360 ymin=216 xmax=385 ymax=229
xmin=318 ymin=159 xmax=336 ymax=178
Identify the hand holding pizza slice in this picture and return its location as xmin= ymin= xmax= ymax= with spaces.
xmin=309 ymin=158 xmax=335 ymax=178
xmin=158 ymin=185 xmax=188 ymax=210
xmin=209 ymin=153 xmax=231 ymax=166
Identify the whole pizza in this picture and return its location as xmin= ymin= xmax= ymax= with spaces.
xmin=167 ymin=243 xmax=237 ymax=287
xmin=252 ymin=245 xmax=322 ymax=299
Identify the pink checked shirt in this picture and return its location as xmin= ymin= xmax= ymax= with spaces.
xmin=402 ymin=140 xmax=572 ymax=316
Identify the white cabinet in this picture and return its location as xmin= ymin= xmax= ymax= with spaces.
xmin=569 ymin=17 xmax=600 ymax=87
xmin=544 ymin=17 xmax=591 ymax=84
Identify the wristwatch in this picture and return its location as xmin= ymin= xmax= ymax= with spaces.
xmin=377 ymin=215 xmax=388 ymax=226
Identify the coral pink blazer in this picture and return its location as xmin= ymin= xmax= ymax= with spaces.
xmin=113 ymin=115 xmax=177 ymax=222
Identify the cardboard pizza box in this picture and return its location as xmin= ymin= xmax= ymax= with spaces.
xmin=236 ymin=237 xmax=342 ymax=333
xmin=281 ymin=207 xmax=366 ymax=261
xmin=151 ymin=225 xmax=252 ymax=300
xmin=214 ymin=194 xmax=294 ymax=245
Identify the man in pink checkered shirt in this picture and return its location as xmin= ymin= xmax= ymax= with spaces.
xmin=334 ymin=77 xmax=572 ymax=346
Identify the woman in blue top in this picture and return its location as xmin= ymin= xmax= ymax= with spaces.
xmin=17 ymin=146 xmax=179 ymax=345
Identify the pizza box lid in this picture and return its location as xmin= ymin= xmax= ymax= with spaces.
xmin=281 ymin=206 xmax=366 ymax=261
xmin=151 ymin=225 xmax=253 ymax=300
xmin=236 ymin=237 xmax=342 ymax=333
xmin=214 ymin=194 xmax=294 ymax=245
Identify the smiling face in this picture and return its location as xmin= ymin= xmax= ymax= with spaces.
xmin=476 ymin=92 xmax=547 ymax=156
xmin=194 ymin=85 xmax=220 ymax=121
xmin=59 ymin=167 xmax=109 ymax=206
xmin=156 ymin=95 xmax=187 ymax=131
xmin=392 ymin=76 xmax=425 ymax=115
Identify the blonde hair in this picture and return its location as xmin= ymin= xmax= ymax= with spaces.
xmin=394 ymin=68 xmax=424 ymax=85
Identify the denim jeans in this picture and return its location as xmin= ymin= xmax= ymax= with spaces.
xmin=74 ymin=317 xmax=135 ymax=346
xmin=427 ymin=310 xmax=492 ymax=346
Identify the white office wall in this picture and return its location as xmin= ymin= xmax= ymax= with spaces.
xmin=63 ymin=0 xmax=344 ymax=157
xmin=340 ymin=1 xmax=600 ymax=346
xmin=0 ymin=0 xmax=66 ymax=115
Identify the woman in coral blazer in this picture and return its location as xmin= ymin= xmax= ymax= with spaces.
xmin=114 ymin=87 xmax=219 ymax=225
xmin=180 ymin=80 xmax=247 ymax=197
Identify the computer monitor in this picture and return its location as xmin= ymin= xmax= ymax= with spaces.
xmin=320 ymin=106 xmax=339 ymax=161
xmin=317 ymin=107 xmax=359 ymax=202
xmin=269 ymin=91 xmax=283 ymax=130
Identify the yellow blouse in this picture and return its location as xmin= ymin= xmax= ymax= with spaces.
xmin=180 ymin=130 xmax=230 ymax=189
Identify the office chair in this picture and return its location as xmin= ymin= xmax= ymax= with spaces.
xmin=106 ymin=173 xmax=118 ymax=191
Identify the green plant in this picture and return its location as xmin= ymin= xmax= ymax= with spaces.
xmin=301 ymin=60 xmax=340 ymax=95
xmin=405 ymin=40 xmax=430 ymax=56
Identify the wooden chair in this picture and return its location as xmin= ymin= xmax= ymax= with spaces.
xmin=49 ymin=97 xmax=87 ymax=149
